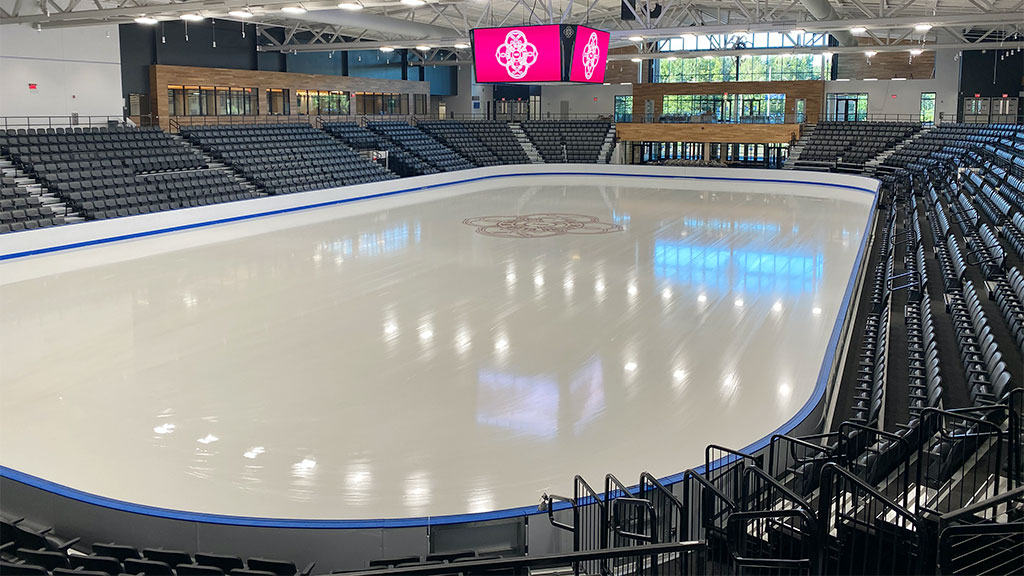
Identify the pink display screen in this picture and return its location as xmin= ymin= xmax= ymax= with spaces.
xmin=472 ymin=25 xmax=563 ymax=83
xmin=568 ymin=26 xmax=610 ymax=83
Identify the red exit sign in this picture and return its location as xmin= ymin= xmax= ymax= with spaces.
xmin=28 ymin=83 xmax=37 ymax=90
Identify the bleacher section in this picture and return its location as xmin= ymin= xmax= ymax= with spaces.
xmin=792 ymin=121 xmax=920 ymax=172
xmin=520 ymin=121 xmax=610 ymax=163
xmin=366 ymin=122 xmax=476 ymax=173
xmin=321 ymin=122 xmax=437 ymax=178
xmin=0 ymin=177 xmax=65 ymax=233
xmin=181 ymin=124 xmax=395 ymax=196
xmin=0 ymin=126 xmax=263 ymax=225
xmin=461 ymin=121 xmax=531 ymax=165
xmin=416 ymin=121 xmax=502 ymax=167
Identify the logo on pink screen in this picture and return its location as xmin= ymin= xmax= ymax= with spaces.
xmin=472 ymin=25 xmax=562 ymax=82
xmin=495 ymin=30 xmax=539 ymax=79
xmin=568 ymin=26 xmax=609 ymax=83
xmin=581 ymin=32 xmax=600 ymax=79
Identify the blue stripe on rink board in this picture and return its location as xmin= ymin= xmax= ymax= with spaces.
xmin=0 ymin=170 xmax=881 ymax=528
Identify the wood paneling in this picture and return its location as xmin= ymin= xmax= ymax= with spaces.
xmin=835 ymin=39 xmax=935 ymax=81
xmin=149 ymin=64 xmax=430 ymax=131
xmin=630 ymin=80 xmax=825 ymax=122
xmin=616 ymin=122 xmax=801 ymax=143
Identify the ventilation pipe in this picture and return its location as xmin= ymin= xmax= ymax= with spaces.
xmin=287 ymin=10 xmax=461 ymax=39
xmin=797 ymin=0 xmax=856 ymax=46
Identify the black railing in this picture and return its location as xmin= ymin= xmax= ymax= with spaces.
xmin=937 ymin=486 xmax=1024 ymax=575
xmin=837 ymin=422 xmax=912 ymax=506
xmin=768 ymin=433 xmax=836 ymax=500
xmin=0 ymin=115 xmax=128 ymax=129
xmin=727 ymin=509 xmax=820 ymax=576
xmin=329 ymin=540 xmax=706 ymax=576
xmin=705 ymin=444 xmax=763 ymax=506
xmin=818 ymin=463 xmax=927 ymax=575
xmin=916 ymin=408 xmax=1005 ymax=516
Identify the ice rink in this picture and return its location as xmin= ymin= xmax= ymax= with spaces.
xmin=0 ymin=173 xmax=874 ymax=522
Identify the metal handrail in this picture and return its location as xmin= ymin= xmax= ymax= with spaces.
xmin=325 ymin=541 xmax=706 ymax=576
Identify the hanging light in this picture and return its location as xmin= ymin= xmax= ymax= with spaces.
xmin=380 ymin=46 xmax=395 ymax=52
xmin=865 ymin=51 xmax=877 ymax=58
xmin=135 ymin=16 xmax=158 ymax=24
xmin=914 ymin=23 xmax=933 ymax=32
xmin=910 ymin=48 xmax=923 ymax=56
xmin=401 ymin=0 xmax=426 ymax=6
xmin=850 ymin=26 xmax=867 ymax=34
xmin=453 ymin=43 xmax=469 ymax=49
xmin=628 ymin=35 xmax=643 ymax=42
xmin=180 ymin=13 xmax=204 ymax=21
xmin=228 ymin=10 xmax=254 ymax=18
xmin=281 ymin=6 xmax=307 ymax=13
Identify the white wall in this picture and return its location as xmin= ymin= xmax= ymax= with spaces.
xmin=824 ymin=47 xmax=960 ymax=122
xmin=0 ymin=24 xmax=123 ymax=120
xmin=539 ymin=84 xmax=632 ymax=118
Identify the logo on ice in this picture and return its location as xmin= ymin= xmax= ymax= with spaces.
xmin=581 ymin=32 xmax=601 ymax=79
xmin=495 ymin=29 xmax=539 ymax=79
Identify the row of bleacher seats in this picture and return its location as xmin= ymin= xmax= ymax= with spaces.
xmin=180 ymin=124 xmax=395 ymax=196
xmin=461 ymin=121 xmax=531 ymax=165
xmin=415 ymin=121 xmax=502 ymax=167
xmin=1 ymin=516 xmax=489 ymax=576
xmin=796 ymin=121 xmax=920 ymax=166
xmin=320 ymin=122 xmax=436 ymax=177
xmin=366 ymin=122 xmax=476 ymax=173
xmin=519 ymin=121 xmax=610 ymax=163
xmin=0 ymin=177 xmax=65 ymax=233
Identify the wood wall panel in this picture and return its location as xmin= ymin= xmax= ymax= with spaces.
xmin=616 ymin=122 xmax=801 ymax=143
xmin=835 ymin=40 xmax=935 ymax=81
xmin=630 ymin=80 xmax=825 ymax=121
xmin=149 ymin=64 xmax=430 ymax=131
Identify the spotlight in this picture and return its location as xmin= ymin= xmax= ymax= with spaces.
xmin=135 ymin=16 xmax=158 ymax=24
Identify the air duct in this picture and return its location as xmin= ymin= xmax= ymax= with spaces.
xmin=797 ymin=0 xmax=856 ymax=46
xmin=287 ymin=9 xmax=461 ymax=39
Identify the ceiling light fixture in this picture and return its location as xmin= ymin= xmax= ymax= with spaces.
xmin=227 ymin=10 xmax=254 ymax=18
xmin=380 ymin=46 xmax=395 ymax=52
xmin=850 ymin=26 xmax=866 ymax=34
xmin=338 ymin=2 xmax=363 ymax=9
xmin=281 ymin=5 xmax=307 ymax=13
xmin=910 ymin=48 xmax=923 ymax=56
xmin=628 ymin=35 xmax=643 ymax=42
xmin=179 ymin=13 xmax=204 ymax=21
xmin=135 ymin=16 xmax=158 ymax=24
xmin=453 ymin=43 xmax=469 ymax=49
xmin=865 ymin=50 xmax=877 ymax=57
xmin=630 ymin=57 xmax=642 ymax=62
xmin=415 ymin=44 xmax=430 ymax=51
xmin=914 ymin=23 xmax=932 ymax=32
xmin=401 ymin=0 xmax=426 ymax=6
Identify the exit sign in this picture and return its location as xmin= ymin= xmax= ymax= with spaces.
xmin=28 ymin=83 xmax=37 ymax=90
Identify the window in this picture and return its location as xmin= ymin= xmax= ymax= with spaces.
xmin=353 ymin=92 xmax=408 ymax=115
xmin=414 ymin=94 xmax=428 ymax=115
xmin=167 ymin=85 xmax=256 ymax=116
xmin=614 ymin=95 xmax=633 ymax=122
xmin=920 ymin=92 xmax=936 ymax=124
xmin=654 ymin=32 xmax=832 ymax=83
xmin=825 ymin=93 xmax=868 ymax=121
xmin=267 ymin=89 xmax=290 ymax=115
